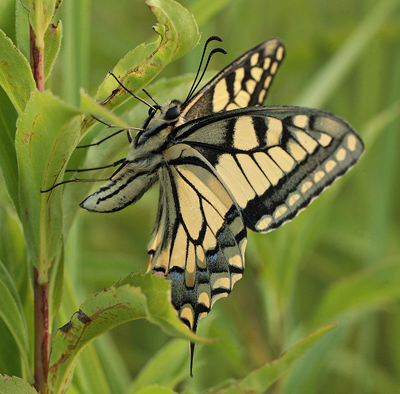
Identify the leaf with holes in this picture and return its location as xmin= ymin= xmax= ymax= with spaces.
xmin=48 ymin=272 xmax=206 ymax=394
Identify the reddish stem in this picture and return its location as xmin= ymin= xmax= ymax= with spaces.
xmin=33 ymin=267 xmax=50 ymax=394
xmin=30 ymin=26 xmax=45 ymax=92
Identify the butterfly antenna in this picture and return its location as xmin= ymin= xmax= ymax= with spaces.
xmin=142 ymin=88 xmax=161 ymax=107
xmin=184 ymin=36 xmax=227 ymax=103
xmin=108 ymin=72 xmax=159 ymax=111
xmin=41 ymin=176 xmax=112 ymax=193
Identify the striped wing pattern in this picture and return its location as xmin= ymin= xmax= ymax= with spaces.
xmin=181 ymin=39 xmax=285 ymax=122
xmin=149 ymin=106 xmax=363 ymax=333
xmin=176 ymin=107 xmax=364 ymax=233
xmin=148 ymin=145 xmax=247 ymax=332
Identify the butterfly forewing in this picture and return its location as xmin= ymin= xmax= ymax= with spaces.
xmin=181 ymin=39 xmax=285 ymax=122
xmin=174 ymin=106 xmax=363 ymax=234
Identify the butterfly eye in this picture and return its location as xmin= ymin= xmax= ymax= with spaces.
xmin=165 ymin=106 xmax=181 ymax=120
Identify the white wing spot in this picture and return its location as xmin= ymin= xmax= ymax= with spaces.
xmin=336 ymin=148 xmax=347 ymax=162
xmin=293 ymin=115 xmax=309 ymax=128
xmin=198 ymin=292 xmax=210 ymax=308
xmin=198 ymin=312 xmax=208 ymax=320
xmin=270 ymin=61 xmax=279 ymax=75
xmin=258 ymin=89 xmax=267 ymax=104
xmin=239 ymin=238 xmax=247 ymax=257
xmin=301 ymin=180 xmax=313 ymax=193
xmin=256 ymin=215 xmax=273 ymax=231
xmin=251 ymin=67 xmax=263 ymax=81
xmin=346 ymin=134 xmax=358 ymax=152
xmin=250 ymin=52 xmax=258 ymax=66
xmin=325 ymin=159 xmax=337 ymax=173
xmin=180 ymin=305 xmax=194 ymax=328
xmin=231 ymin=273 xmax=243 ymax=286
xmin=314 ymin=170 xmax=326 ymax=183
xmin=264 ymin=75 xmax=272 ymax=90
xmin=212 ymin=275 xmax=230 ymax=290
xmin=276 ymin=46 xmax=284 ymax=61
xmin=263 ymin=57 xmax=271 ymax=70
xmin=211 ymin=293 xmax=228 ymax=307
xmin=229 ymin=253 xmax=243 ymax=270
xmin=288 ymin=193 xmax=301 ymax=206
xmin=317 ymin=132 xmax=333 ymax=147
xmin=274 ymin=205 xmax=288 ymax=220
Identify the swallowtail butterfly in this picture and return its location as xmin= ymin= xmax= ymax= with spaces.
xmin=78 ymin=38 xmax=364 ymax=373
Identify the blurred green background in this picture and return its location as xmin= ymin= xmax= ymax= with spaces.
xmin=2 ymin=0 xmax=400 ymax=393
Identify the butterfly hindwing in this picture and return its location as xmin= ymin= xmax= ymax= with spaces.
xmin=148 ymin=145 xmax=246 ymax=332
xmin=181 ymin=38 xmax=285 ymax=121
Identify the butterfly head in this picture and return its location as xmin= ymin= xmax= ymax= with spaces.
xmin=134 ymin=100 xmax=183 ymax=148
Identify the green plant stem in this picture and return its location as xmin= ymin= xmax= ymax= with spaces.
xmin=30 ymin=26 xmax=45 ymax=92
xmin=34 ymin=267 xmax=49 ymax=394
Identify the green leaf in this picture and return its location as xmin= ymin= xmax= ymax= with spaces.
xmin=0 ymin=0 xmax=15 ymax=42
xmin=207 ymin=324 xmax=337 ymax=394
xmin=48 ymin=246 xmax=64 ymax=322
xmin=48 ymin=272 xmax=205 ymax=394
xmin=0 ymin=29 xmax=36 ymax=115
xmin=89 ymin=0 xmax=200 ymax=131
xmin=128 ymin=339 xmax=190 ymax=393
xmin=147 ymin=0 xmax=200 ymax=62
xmin=15 ymin=0 xmax=30 ymax=61
xmin=137 ymin=385 xmax=178 ymax=394
xmin=0 ymin=86 xmax=19 ymax=211
xmin=311 ymin=262 xmax=400 ymax=328
xmin=188 ymin=0 xmax=231 ymax=26
xmin=44 ymin=21 xmax=63 ymax=81
xmin=20 ymin=0 xmax=57 ymax=49
xmin=115 ymin=272 xmax=207 ymax=342
xmin=80 ymin=89 xmax=131 ymax=133
xmin=0 ymin=260 xmax=31 ymax=379
xmin=0 ymin=375 xmax=38 ymax=394
xmin=15 ymin=90 xmax=82 ymax=280
xmin=55 ymin=272 xmax=112 ymax=394
xmin=48 ymin=283 xmax=146 ymax=394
